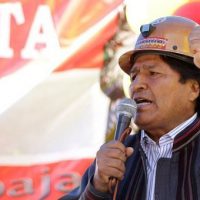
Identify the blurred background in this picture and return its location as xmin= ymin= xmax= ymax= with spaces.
xmin=0 ymin=0 xmax=199 ymax=199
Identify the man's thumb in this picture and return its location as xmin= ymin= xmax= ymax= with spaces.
xmin=126 ymin=147 xmax=134 ymax=157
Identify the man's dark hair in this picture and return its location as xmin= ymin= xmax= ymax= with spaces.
xmin=161 ymin=55 xmax=200 ymax=115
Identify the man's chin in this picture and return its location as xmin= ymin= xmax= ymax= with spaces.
xmin=134 ymin=116 xmax=154 ymax=130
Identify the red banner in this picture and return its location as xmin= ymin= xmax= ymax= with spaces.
xmin=0 ymin=0 xmax=122 ymax=77
xmin=0 ymin=159 xmax=93 ymax=199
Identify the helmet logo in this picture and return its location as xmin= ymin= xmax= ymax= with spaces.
xmin=135 ymin=37 xmax=168 ymax=50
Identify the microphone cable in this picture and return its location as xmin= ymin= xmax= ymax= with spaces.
xmin=108 ymin=127 xmax=132 ymax=200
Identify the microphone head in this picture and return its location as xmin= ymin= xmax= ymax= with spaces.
xmin=116 ymin=98 xmax=137 ymax=119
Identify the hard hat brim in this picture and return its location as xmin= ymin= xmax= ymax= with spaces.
xmin=119 ymin=49 xmax=194 ymax=74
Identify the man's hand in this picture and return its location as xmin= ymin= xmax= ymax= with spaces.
xmin=93 ymin=141 xmax=134 ymax=193
xmin=189 ymin=25 xmax=200 ymax=68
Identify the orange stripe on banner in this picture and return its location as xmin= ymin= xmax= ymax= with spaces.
xmin=0 ymin=159 xmax=93 ymax=199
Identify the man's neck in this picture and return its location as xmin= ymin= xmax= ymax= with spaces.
xmin=145 ymin=113 xmax=198 ymax=143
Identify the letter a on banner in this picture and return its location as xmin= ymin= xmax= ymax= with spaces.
xmin=21 ymin=5 xmax=60 ymax=59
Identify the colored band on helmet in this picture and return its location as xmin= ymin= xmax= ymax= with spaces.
xmin=130 ymin=50 xmax=194 ymax=65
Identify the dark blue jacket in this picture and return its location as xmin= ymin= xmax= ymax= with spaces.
xmin=59 ymin=117 xmax=200 ymax=200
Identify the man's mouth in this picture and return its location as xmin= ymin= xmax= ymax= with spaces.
xmin=134 ymin=97 xmax=153 ymax=106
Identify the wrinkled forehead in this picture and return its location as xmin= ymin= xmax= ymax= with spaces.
xmin=133 ymin=53 xmax=162 ymax=62
xmin=130 ymin=53 xmax=163 ymax=71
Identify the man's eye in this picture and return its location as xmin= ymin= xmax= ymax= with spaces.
xmin=150 ymin=71 xmax=159 ymax=76
xmin=130 ymin=74 xmax=136 ymax=81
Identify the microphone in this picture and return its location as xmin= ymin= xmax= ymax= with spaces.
xmin=108 ymin=98 xmax=137 ymax=196
xmin=114 ymin=98 xmax=137 ymax=140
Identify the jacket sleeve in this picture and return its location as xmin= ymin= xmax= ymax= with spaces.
xmin=58 ymin=160 xmax=112 ymax=200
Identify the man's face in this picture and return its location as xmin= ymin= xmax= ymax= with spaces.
xmin=129 ymin=54 xmax=197 ymax=136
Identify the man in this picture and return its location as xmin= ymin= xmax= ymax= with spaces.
xmin=59 ymin=16 xmax=200 ymax=200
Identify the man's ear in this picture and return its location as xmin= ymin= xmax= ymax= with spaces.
xmin=189 ymin=80 xmax=200 ymax=101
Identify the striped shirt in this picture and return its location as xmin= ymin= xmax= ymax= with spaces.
xmin=140 ymin=113 xmax=197 ymax=200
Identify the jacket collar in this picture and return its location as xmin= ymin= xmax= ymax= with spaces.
xmin=173 ymin=116 xmax=200 ymax=152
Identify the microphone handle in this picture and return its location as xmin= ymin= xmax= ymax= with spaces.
xmin=114 ymin=114 xmax=131 ymax=140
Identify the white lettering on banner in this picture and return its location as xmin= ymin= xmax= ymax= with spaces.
xmin=39 ymin=167 xmax=51 ymax=200
xmin=0 ymin=168 xmax=81 ymax=198
xmin=0 ymin=181 xmax=5 ymax=196
xmin=21 ymin=5 xmax=60 ymax=59
xmin=7 ymin=178 xmax=33 ymax=197
xmin=0 ymin=2 xmax=24 ymax=58
xmin=0 ymin=2 xmax=60 ymax=59
xmin=55 ymin=173 xmax=81 ymax=193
